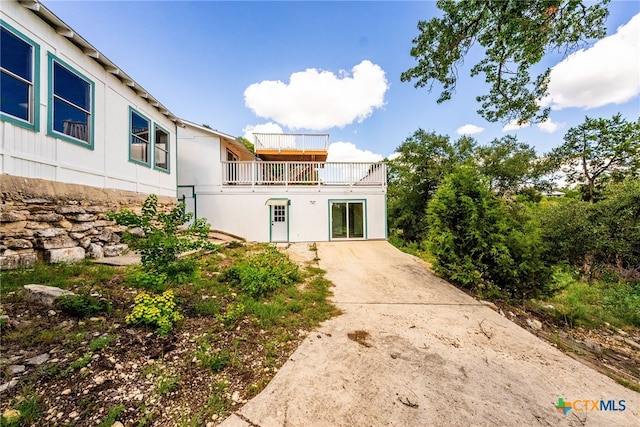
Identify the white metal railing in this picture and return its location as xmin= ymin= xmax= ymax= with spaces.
xmin=222 ymin=161 xmax=386 ymax=186
xmin=253 ymin=133 xmax=329 ymax=152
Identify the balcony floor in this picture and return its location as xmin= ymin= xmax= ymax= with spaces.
xmin=255 ymin=150 xmax=328 ymax=162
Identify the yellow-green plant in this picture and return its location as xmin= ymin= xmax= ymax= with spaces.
xmin=126 ymin=290 xmax=182 ymax=335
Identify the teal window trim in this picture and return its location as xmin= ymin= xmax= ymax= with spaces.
xmin=328 ymin=199 xmax=367 ymax=241
xmin=46 ymin=53 xmax=94 ymax=149
xmin=153 ymin=122 xmax=170 ymax=174
xmin=128 ymin=106 xmax=151 ymax=167
xmin=0 ymin=20 xmax=40 ymax=131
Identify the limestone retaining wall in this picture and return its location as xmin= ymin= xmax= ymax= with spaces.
xmin=0 ymin=175 xmax=176 ymax=269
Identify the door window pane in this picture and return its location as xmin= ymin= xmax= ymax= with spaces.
xmin=331 ymin=202 xmax=347 ymax=238
xmin=349 ymin=202 xmax=364 ymax=238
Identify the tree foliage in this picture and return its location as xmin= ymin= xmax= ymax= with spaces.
xmin=107 ymin=194 xmax=216 ymax=283
xmin=387 ymin=129 xmax=475 ymax=242
xmin=427 ymin=166 xmax=551 ymax=299
xmin=549 ymin=114 xmax=640 ymax=201
xmin=540 ymin=178 xmax=640 ymax=275
xmin=476 ymin=135 xmax=550 ymax=195
xmin=401 ymin=0 xmax=610 ymax=123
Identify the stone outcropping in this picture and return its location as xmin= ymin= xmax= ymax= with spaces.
xmin=0 ymin=175 xmax=176 ymax=269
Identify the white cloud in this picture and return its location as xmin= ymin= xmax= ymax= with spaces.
xmin=536 ymin=118 xmax=563 ymax=133
xmin=244 ymin=60 xmax=389 ymax=130
xmin=456 ymin=124 xmax=485 ymax=135
xmin=502 ymin=120 xmax=530 ymax=132
xmin=326 ymin=141 xmax=383 ymax=163
xmin=242 ymin=122 xmax=283 ymax=142
xmin=387 ymin=152 xmax=402 ymax=161
xmin=543 ymin=13 xmax=640 ymax=110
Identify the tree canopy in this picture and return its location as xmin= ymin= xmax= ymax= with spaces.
xmin=401 ymin=0 xmax=610 ymax=124
xmin=549 ymin=114 xmax=640 ymax=201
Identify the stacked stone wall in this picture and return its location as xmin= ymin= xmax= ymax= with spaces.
xmin=0 ymin=175 xmax=176 ymax=269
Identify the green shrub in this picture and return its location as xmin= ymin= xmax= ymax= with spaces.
xmin=126 ymin=268 xmax=169 ymax=293
xmin=427 ymin=166 xmax=551 ymax=299
xmin=126 ymin=290 xmax=182 ymax=335
xmin=220 ymin=247 xmax=300 ymax=298
xmin=107 ymin=194 xmax=216 ymax=283
xmin=55 ymin=292 xmax=112 ymax=318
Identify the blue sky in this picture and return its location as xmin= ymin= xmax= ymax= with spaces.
xmin=43 ymin=0 xmax=640 ymax=161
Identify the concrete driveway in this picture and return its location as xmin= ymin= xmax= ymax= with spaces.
xmin=220 ymin=241 xmax=638 ymax=426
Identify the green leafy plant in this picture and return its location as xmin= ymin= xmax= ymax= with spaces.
xmin=107 ymin=194 xmax=217 ymax=284
xmin=55 ymin=292 xmax=112 ymax=318
xmin=220 ymin=247 xmax=300 ymax=297
xmin=97 ymin=404 xmax=126 ymax=427
xmin=126 ymin=290 xmax=182 ymax=335
xmin=218 ymin=302 xmax=245 ymax=329
xmin=196 ymin=342 xmax=230 ymax=373
xmin=59 ymin=352 xmax=92 ymax=378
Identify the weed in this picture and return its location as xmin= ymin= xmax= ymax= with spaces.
xmin=196 ymin=342 xmax=230 ymax=373
xmin=59 ymin=352 xmax=92 ymax=378
xmin=226 ymin=241 xmax=243 ymax=249
xmin=56 ymin=292 xmax=112 ymax=318
xmin=155 ymin=374 xmax=180 ymax=395
xmin=89 ymin=334 xmax=116 ymax=352
xmin=218 ymin=302 xmax=245 ymax=329
xmin=1 ymin=387 xmax=43 ymax=426
xmin=97 ymin=404 xmax=126 ymax=427
xmin=192 ymin=298 xmax=220 ymax=317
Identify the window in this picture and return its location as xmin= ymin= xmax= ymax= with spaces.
xmin=48 ymin=54 xmax=94 ymax=147
xmin=154 ymin=125 xmax=169 ymax=172
xmin=130 ymin=109 xmax=150 ymax=165
xmin=0 ymin=22 xmax=39 ymax=129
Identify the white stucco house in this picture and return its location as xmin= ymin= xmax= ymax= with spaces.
xmin=177 ymin=122 xmax=388 ymax=243
xmin=1 ymin=0 xmax=180 ymax=197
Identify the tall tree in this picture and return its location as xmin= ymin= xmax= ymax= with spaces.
xmin=549 ymin=114 xmax=640 ymax=201
xmin=387 ymin=129 xmax=475 ymax=242
xmin=401 ymin=0 xmax=609 ymax=124
xmin=476 ymin=135 xmax=550 ymax=195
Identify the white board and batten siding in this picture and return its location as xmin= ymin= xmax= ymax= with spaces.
xmin=1 ymin=1 xmax=177 ymax=197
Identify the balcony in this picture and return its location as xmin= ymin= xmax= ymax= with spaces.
xmin=222 ymin=161 xmax=386 ymax=187
xmin=253 ymin=133 xmax=329 ymax=162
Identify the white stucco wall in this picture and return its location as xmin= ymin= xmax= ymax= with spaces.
xmin=196 ymin=190 xmax=386 ymax=242
xmin=1 ymin=1 xmax=177 ymax=197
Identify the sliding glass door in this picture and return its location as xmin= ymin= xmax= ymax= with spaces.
xmin=330 ymin=201 xmax=365 ymax=239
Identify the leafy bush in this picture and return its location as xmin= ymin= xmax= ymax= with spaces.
xmin=540 ymin=178 xmax=640 ymax=277
xmin=107 ymin=194 xmax=216 ymax=282
xmin=55 ymin=292 xmax=112 ymax=318
xmin=126 ymin=290 xmax=182 ymax=335
xmin=427 ymin=166 xmax=551 ymax=299
xmin=220 ymin=247 xmax=300 ymax=298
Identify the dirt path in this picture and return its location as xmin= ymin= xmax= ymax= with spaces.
xmin=220 ymin=241 xmax=638 ymax=426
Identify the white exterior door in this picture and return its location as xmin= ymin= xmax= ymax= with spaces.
xmin=270 ymin=204 xmax=288 ymax=242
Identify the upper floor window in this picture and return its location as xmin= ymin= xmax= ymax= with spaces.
xmin=48 ymin=54 xmax=94 ymax=147
xmin=0 ymin=22 xmax=39 ymax=129
xmin=154 ymin=125 xmax=169 ymax=172
xmin=130 ymin=109 xmax=150 ymax=165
